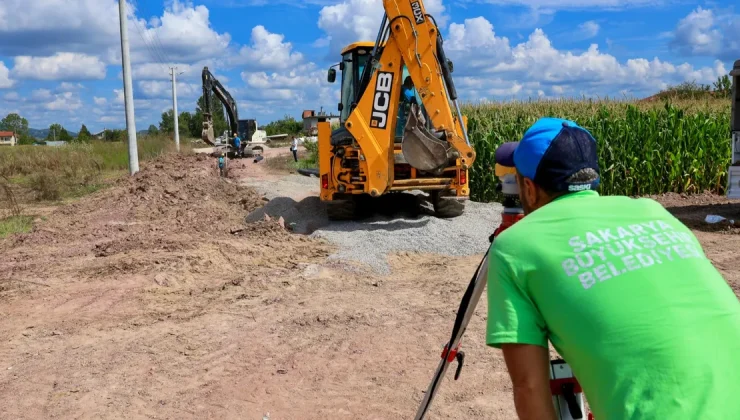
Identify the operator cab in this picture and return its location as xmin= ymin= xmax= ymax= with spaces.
xmin=327 ymin=42 xmax=429 ymax=142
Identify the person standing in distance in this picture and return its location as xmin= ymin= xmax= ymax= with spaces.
xmin=291 ymin=137 xmax=299 ymax=162
xmin=233 ymin=132 xmax=241 ymax=158
xmin=487 ymin=117 xmax=740 ymax=420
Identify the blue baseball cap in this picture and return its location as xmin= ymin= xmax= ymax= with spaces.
xmin=494 ymin=117 xmax=600 ymax=192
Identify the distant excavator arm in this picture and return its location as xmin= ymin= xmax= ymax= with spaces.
xmin=201 ymin=66 xmax=239 ymax=146
xmin=344 ymin=0 xmax=475 ymax=196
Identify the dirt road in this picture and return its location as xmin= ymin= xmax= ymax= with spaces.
xmin=1 ymin=148 xmax=738 ymax=419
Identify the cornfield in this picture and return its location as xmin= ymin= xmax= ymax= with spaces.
xmin=463 ymin=98 xmax=732 ymax=202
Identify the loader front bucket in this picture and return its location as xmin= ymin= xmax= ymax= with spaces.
xmin=401 ymin=104 xmax=452 ymax=174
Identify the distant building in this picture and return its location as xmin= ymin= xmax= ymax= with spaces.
xmin=0 ymin=131 xmax=17 ymax=146
xmin=302 ymin=108 xmax=340 ymax=135
xmin=44 ymin=141 xmax=67 ymax=147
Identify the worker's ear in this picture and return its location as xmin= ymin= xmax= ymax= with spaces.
xmin=516 ymin=173 xmax=539 ymax=212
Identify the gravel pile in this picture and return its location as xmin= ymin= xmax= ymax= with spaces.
xmin=242 ymin=174 xmax=318 ymax=201
xmin=245 ymin=195 xmax=329 ymax=235
xmin=310 ymin=199 xmax=502 ymax=274
xmin=245 ymin=182 xmax=503 ymax=274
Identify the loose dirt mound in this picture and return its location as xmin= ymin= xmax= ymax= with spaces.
xmin=652 ymin=192 xmax=740 ymax=233
xmin=0 ymin=149 xmax=331 ymax=303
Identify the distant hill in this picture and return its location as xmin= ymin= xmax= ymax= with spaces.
xmin=29 ymin=128 xmax=79 ymax=140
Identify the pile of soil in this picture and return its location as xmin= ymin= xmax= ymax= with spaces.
xmin=1 ymin=152 xmax=330 ymax=295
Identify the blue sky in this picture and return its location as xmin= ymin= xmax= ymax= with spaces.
xmin=0 ymin=0 xmax=738 ymax=133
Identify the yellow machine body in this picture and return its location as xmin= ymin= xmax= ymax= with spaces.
xmin=318 ymin=0 xmax=475 ymax=217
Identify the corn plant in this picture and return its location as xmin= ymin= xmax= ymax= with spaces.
xmin=463 ymin=98 xmax=731 ymax=202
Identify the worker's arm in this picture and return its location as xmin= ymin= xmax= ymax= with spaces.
xmin=502 ymin=343 xmax=557 ymax=420
xmin=486 ymin=241 xmax=555 ymax=419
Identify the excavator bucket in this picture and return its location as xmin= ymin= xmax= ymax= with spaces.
xmin=201 ymin=121 xmax=215 ymax=146
xmin=401 ymin=103 xmax=453 ymax=174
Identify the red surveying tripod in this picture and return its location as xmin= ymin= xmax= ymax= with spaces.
xmin=414 ymin=164 xmax=591 ymax=420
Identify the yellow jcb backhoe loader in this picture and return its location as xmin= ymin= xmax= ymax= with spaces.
xmin=318 ymin=0 xmax=476 ymax=220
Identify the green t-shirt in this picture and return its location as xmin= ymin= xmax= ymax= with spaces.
xmin=486 ymin=190 xmax=740 ymax=419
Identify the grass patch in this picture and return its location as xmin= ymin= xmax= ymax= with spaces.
xmin=297 ymin=141 xmax=318 ymax=170
xmin=264 ymin=142 xmax=319 ymax=173
xmin=0 ymin=215 xmax=34 ymax=238
xmin=265 ymin=153 xmax=300 ymax=172
xmin=0 ymin=135 xmax=189 ymax=203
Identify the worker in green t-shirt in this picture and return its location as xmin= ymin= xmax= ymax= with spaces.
xmin=487 ymin=117 xmax=740 ymax=419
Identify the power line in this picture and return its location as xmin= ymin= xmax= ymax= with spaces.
xmin=131 ymin=0 xmax=172 ymax=68
xmin=126 ymin=0 xmax=169 ymax=73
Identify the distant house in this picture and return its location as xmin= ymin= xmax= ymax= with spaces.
xmin=302 ymin=108 xmax=340 ymax=135
xmin=44 ymin=141 xmax=67 ymax=147
xmin=0 ymin=131 xmax=17 ymax=146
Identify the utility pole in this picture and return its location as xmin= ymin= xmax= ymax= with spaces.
xmin=118 ymin=0 xmax=139 ymax=175
xmin=170 ymin=66 xmax=184 ymax=152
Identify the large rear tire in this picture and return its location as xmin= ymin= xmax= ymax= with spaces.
xmin=431 ymin=191 xmax=464 ymax=218
xmin=325 ymin=198 xmax=357 ymax=221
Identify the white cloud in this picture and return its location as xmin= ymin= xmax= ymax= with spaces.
xmin=137 ymin=80 xmax=200 ymax=99
xmin=57 ymin=82 xmax=85 ymax=92
xmin=577 ymin=20 xmax=600 ymax=39
xmin=317 ymin=0 xmax=448 ymax=58
xmin=240 ymin=62 xmax=338 ymax=106
xmin=45 ymin=92 xmax=83 ymax=111
xmin=670 ymin=7 xmax=740 ymax=61
xmin=0 ymin=1 xmax=231 ymax=66
xmin=442 ymin=17 xmax=727 ymax=99
xmin=124 ymin=0 xmax=232 ymax=65
xmin=465 ymin=0 xmax=658 ymax=10
xmin=0 ymin=0 xmax=121 ymax=56
xmin=13 ymin=53 xmax=106 ymax=81
xmin=0 ymin=61 xmax=13 ymax=88
xmin=94 ymin=97 xmax=108 ymax=106
xmin=230 ymin=26 xmax=304 ymax=70
xmin=3 ymin=91 xmax=20 ymax=101
xmin=30 ymin=89 xmax=53 ymax=101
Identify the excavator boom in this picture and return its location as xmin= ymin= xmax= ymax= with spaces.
xmin=343 ymin=0 xmax=475 ymax=196
xmin=201 ymin=66 xmax=239 ymax=146
xmin=318 ymin=0 xmax=473 ymax=219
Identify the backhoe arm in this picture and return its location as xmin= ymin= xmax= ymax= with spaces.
xmin=201 ymin=67 xmax=239 ymax=146
xmin=344 ymin=0 xmax=476 ymax=196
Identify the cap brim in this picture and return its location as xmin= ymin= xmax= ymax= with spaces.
xmin=494 ymin=142 xmax=519 ymax=167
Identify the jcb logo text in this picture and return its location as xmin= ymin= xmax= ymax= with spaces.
xmin=371 ymin=72 xmax=394 ymax=129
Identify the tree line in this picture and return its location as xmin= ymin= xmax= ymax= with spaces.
xmin=3 ymin=90 xmax=313 ymax=147
xmin=157 ymin=92 xmax=229 ymax=139
xmin=0 ymin=113 xmax=101 ymax=144
xmin=157 ymin=93 xmax=307 ymax=140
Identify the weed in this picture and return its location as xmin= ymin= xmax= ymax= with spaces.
xmin=0 ymin=215 xmax=34 ymax=238
xmin=0 ymin=135 xmax=185 ymax=202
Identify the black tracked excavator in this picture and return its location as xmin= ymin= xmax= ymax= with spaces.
xmin=201 ymin=66 xmax=264 ymax=158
